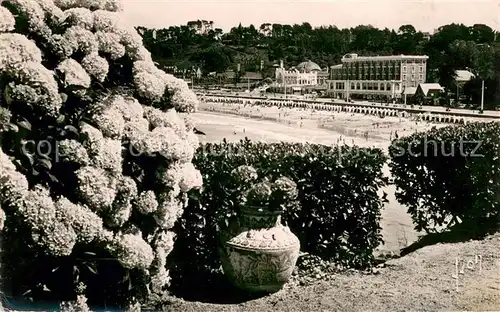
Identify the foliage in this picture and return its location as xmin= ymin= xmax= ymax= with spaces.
xmin=137 ymin=22 xmax=500 ymax=109
xmin=388 ymin=122 xmax=500 ymax=235
xmin=230 ymin=165 xmax=298 ymax=211
xmin=168 ymin=139 xmax=388 ymax=294
xmin=0 ymin=0 xmax=201 ymax=309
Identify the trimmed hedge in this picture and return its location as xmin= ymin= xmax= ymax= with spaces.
xmin=169 ymin=139 xmax=388 ymax=293
xmin=389 ymin=122 xmax=500 ymax=234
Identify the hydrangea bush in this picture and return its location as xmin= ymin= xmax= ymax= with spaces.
xmin=0 ymin=0 xmax=202 ymax=308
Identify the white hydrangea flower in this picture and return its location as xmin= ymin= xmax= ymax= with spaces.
xmin=5 ymin=0 xmax=44 ymax=25
xmin=40 ymin=221 xmax=77 ymax=256
xmin=123 ymin=119 xmax=149 ymax=141
xmin=150 ymin=266 xmax=170 ymax=293
xmin=60 ymin=295 xmax=91 ymax=312
xmin=95 ymin=31 xmax=125 ymax=60
xmin=7 ymin=61 xmax=62 ymax=115
xmin=143 ymin=107 xmax=186 ymax=137
xmin=80 ymin=122 xmax=103 ymax=151
xmin=180 ymin=113 xmax=195 ymax=132
xmin=89 ymin=138 xmax=123 ymax=173
xmin=152 ymin=230 xmax=175 ymax=251
xmin=76 ymin=166 xmax=117 ymax=211
xmin=0 ymin=7 xmax=16 ymax=32
xmin=107 ymin=175 xmax=136 ymax=226
xmin=151 ymin=127 xmax=193 ymax=162
xmin=155 ymin=163 xmax=182 ymax=188
xmin=4 ymin=82 xmax=43 ymax=107
xmin=35 ymin=0 xmax=64 ymax=28
xmin=63 ymin=26 xmax=98 ymax=55
xmin=186 ymin=130 xmax=200 ymax=150
xmin=47 ymin=34 xmax=74 ymax=59
xmin=57 ymin=139 xmax=90 ymax=165
xmin=102 ymin=0 xmax=123 ymax=12
xmin=0 ymin=150 xmax=17 ymax=171
xmin=81 ymin=53 xmax=109 ymax=82
xmin=0 ymin=206 xmax=6 ymax=231
xmin=134 ymin=190 xmax=158 ymax=214
xmin=154 ymin=200 xmax=183 ymax=230
xmin=54 ymin=0 xmax=103 ymax=10
xmin=115 ymin=96 xmax=144 ymax=122
xmin=93 ymin=9 xmax=120 ymax=32
xmin=17 ymin=185 xmax=57 ymax=232
xmin=132 ymin=60 xmax=160 ymax=76
xmin=128 ymin=45 xmax=152 ymax=62
xmin=133 ymin=71 xmax=165 ymax=101
xmin=0 ymin=170 xmax=29 ymax=204
xmin=56 ymin=58 xmax=91 ymax=89
xmin=109 ymin=233 xmax=154 ymax=270
xmin=0 ymin=34 xmax=43 ymax=70
xmin=178 ymin=163 xmax=202 ymax=192
xmin=54 ymin=197 xmax=104 ymax=243
xmin=62 ymin=7 xmax=94 ymax=30
xmin=170 ymin=84 xmax=199 ymax=113
xmin=107 ymin=201 xmax=131 ymax=227
xmin=91 ymin=106 xmax=125 ymax=139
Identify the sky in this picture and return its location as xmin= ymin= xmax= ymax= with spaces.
xmin=121 ymin=0 xmax=500 ymax=33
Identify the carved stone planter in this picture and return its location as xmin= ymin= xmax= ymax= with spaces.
xmin=219 ymin=205 xmax=300 ymax=293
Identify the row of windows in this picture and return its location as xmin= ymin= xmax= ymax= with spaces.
xmin=331 ymin=73 xmax=401 ymax=80
xmin=402 ymin=66 xmax=424 ymax=73
xmin=330 ymin=82 xmax=394 ymax=91
xmin=402 ymin=74 xmax=424 ymax=81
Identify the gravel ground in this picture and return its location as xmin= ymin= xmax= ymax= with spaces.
xmin=164 ymin=234 xmax=500 ymax=311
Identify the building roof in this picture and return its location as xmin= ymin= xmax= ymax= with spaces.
xmin=455 ymin=70 xmax=475 ymax=82
xmin=403 ymin=86 xmax=417 ymax=95
xmin=418 ymin=83 xmax=444 ymax=96
xmin=342 ymin=54 xmax=429 ymax=62
xmin=330 ymin=64 xmax=343 ymax=69
xmin=218 ymin=71 xmax=263 ymax=80
xmin=296 ymin=60 xmax=322 ymax=73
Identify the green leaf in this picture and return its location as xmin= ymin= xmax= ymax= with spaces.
xmin=64 ymin=125 xmax=78 ymax=135
xmin=56 ymin=114 xmax=65 ymax=124
xmin=47 ymin=173 xmax=59 ymax=183
xmin=39 ymin=159 xmax=52 ymax=169
xmin=18 ymin=120 xmax=32 ymax=131
xmin=7 ymin=123 xmax=19 ymax=132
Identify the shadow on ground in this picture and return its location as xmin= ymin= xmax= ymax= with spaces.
xmin=399 ymin=220 xmax=498 ymax=257
xmin=169 ymin=273 xmax=268 ymax=305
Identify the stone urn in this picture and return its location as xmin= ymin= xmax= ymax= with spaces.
xmin=219 ymin=205 xmax=300 ymax=293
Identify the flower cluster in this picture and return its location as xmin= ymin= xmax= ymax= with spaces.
xmin=231 ymin=165 xmax=298 ymax=211
xmin=0 ymin=0 xmax=203 ymax=305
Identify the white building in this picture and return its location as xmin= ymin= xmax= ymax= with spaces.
xmin=187 ymin=20 xmax=214 ymax=35
xmin=275 ymin=60 xmax=328 ymax=92
xmin=327 ymin=53 xmax=429 ymax=101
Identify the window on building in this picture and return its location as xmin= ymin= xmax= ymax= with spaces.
xmin=411 ymin=74 xmax=415 ymax=80
xmin=419 ymin=74 xmax=423 ymax=80
xmin=419 ymin=67 xmax=423 ymax=72
xmin=403 ymin=74 xmax=406 ymax=80
xmin=403 ymin=66 xmax=406 ymax=72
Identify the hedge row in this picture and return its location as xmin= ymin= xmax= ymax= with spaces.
xmin=169 ymin=139 xmax=388 ymax=293
xmin=389 ymin=121 xmax=500 ymax=235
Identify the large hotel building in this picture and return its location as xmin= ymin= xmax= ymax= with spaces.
xmin=327 ymin=53 xmax=429 ymax=101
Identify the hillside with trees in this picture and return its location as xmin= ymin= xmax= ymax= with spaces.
xmin=136 ymin=23 xmax=500 ymax=109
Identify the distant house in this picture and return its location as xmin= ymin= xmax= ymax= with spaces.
xmin=217 ymin=71 xmax=263 ymax=81
xmin=454 ymin=69 xmax=475 ymax=102
xmin=455 ymin=70 xmax=475 ymax=83
xmin=415 ymin=83 xmax=445 ymax=105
